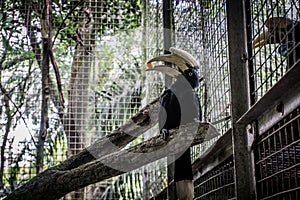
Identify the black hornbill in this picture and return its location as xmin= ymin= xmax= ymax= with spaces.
xmin=253 ymin=16 xmax=300 ymax=69
xmin=146 ymin=47 xmax=201 ymax=200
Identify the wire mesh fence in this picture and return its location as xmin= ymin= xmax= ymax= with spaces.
xmin=1 ymin=0 xmax=231 ymax=199
xmin=2 ymin=0 xmax=300 ymax=199
xmin=254 ymin=106 xmax=300 ymax=199
xmin=175 ymin=0 xmax=231 ymax=132
xmin=0 ymin=0 xmax=69 ymax=193
xmin=249 ymin=2 xmax=300 ymax=198
xmin=194 ymin=156 xmax=235 ymax=200
xmin=171 ymin=0 xmax=230 ymax=161
xmin=248 ymin=0 xmax=300 ymax=103
xmin=144 ymin=0 xmax=165 ymax=103
xmin=0 ymin=0 xmax=146 ymax=199
xmin=66 ymin=0 xmax=146 ymax=199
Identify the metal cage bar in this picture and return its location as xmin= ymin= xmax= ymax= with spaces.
xmin=194 ymin=156 xmax=235 ymax=200
xmin=255 ymin=106 xmax=300 ymax=199
xmin=173 ymin=0 xmax=231 ymax=135
xmin=248 ymin=0 xmax=300 ymax=103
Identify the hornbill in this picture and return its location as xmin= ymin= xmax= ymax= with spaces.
xmin=146 ymin=47 xmax=201 ymax=200
xmin=253 ymin=16 xmax=300 ymax=69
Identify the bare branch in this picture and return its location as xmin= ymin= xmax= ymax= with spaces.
xmin=49 ymin=44 xmax=65 ymax=107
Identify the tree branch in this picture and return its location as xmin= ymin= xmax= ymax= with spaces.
xmin=0 ymin=94 xmax=12 ymax=188
xmin=57 ymin=97 xmax=160 ymax=170
xmin=49 ymin=40 xmax=65 ymax=107
xmin=4 ymin=121 xmax=218 ymax=200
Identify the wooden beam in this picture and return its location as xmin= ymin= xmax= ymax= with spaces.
xmin=237 ymin=61 xmax=300 ymax=125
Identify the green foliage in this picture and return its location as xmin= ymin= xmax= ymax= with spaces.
xmin=99 ymin=0 xmax=142 ymax=34
xmin=91 ymin=27 xmax=144 ymax=137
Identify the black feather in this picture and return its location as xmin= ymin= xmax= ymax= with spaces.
xmin=158 ymin=67 xmax=201 ymax=198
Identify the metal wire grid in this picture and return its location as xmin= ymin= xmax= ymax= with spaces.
xmin=65 ymin=0 xmax=165 ymax=199
xmin=144 ymin=0 xmax=165 ymax=103
xmin=172 ymin=0 xmax=230 ymax=161
xmin=143 ymin=1 xmax=170 ymax=199
xmin=254 ymin=107 xmax=300 ymax=199
xmin=174 ymin=0 xmax=231 ymax=134
xmin=0 ymin=0 xmax=68 ymax=191
xmin=194 ymin=156 xmax=235 ymax=200
xmin=0 ymin=0 xmax=144 ymax=199
xmin=91 ymin=30 xmax=144 ymax=139
xmin=63 ymin=0 xmax=143 ymax=152
xmin=199 ymin=0 xmax=230 ymax=134
xmin=97 ymin=170 xmax=144 ymax=199
xmin=97 ymin=161 xmax=168 ymax=199
xmin=72 ymin=1 xmax=146 ymax=199
xmin=8 ymin=1 xmax=300 ymax=199
xmin=249 ymin=0 xmax=299 ymax=102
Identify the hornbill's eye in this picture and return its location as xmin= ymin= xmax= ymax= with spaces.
xmin=189 ymin=72 xmax=193 ymax=76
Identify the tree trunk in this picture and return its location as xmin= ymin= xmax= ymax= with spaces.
xmin=36 ymin=0 xmax=51 ymax=174
xmin=0 ymin=93 xmax=12 ymax=188
xmin=63 ymin=2 xmax=97 ymax=198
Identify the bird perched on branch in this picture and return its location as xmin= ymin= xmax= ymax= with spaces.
xmin=253 ymin=16 xmax=300 ymax=69
xmin=146 ymin=47 xmax=202 ymax=200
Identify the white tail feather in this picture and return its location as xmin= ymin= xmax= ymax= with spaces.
xmin=176 ymin=180 xmax=194 ymax=200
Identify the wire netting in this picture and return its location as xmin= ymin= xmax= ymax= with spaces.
xmin=254 ymin=106 xmax=300 ymax=199
xmin=65 ymin=1 xmax=147 ymax=199
xmin=171 ymin=0 xmax=230 ymax=160
xmin=248 ymin=2 xmax=300 ymax=200
xmin=0 ymin=0 xmax=231 ymax=199
xmin=0 ymin=0 xmax=68 ymax=193
xmin=194 ymin=156 xmax=235 ymax=200
xmin=0 ymin=0 xmax=147 ymax=199
xmin=2 ymin=0 xmax=300 ymax=199
xmin=143 ymin=1 xmax=169 ymax=199
xmin=248 ymin=0 xmax=300 ymax=103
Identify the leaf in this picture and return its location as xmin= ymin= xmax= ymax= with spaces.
xmin=2 ymin=36 xmax=12 ymax=51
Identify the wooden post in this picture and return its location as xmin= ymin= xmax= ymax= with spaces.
xmin=226 ymin=0 xmax=254 ymax=199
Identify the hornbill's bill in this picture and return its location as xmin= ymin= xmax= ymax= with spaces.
xmin=146 ymin=47 xmax=202 ymax=200
xmin=253 ymin=17 xmax=300 ymax=69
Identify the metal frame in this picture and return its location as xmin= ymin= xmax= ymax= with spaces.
xmin=226 ymin=0 xmax=254 ymax=199
xmin=254 ymin=105 xmax=300 ymax=199
xmin=193 ymin=130 xmax=235 ymax=200
xmin=2 ymin=0 xmax=300 ymax=199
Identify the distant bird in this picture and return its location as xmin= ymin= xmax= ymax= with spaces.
xmin=253 ymin=16 xmax=300 ymax=69
xmin=146 ymin=47 xmax=202 ymax=200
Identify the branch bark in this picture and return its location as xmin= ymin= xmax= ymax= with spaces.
xmin=64 ymin=3 xmax=96 ymax=158
xmin=4 ymin=120 xmax=218 ymax=200
xmin=36 ymin=0 xmax=51 ymax=174
xmin=56 ymin=97 xmax=159 ymax=171
xmin=0 ymin=93 xmax=12 ymax=188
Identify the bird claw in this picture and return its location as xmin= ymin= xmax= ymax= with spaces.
xmin=161 ymin=129 xmax=169 ymax=141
